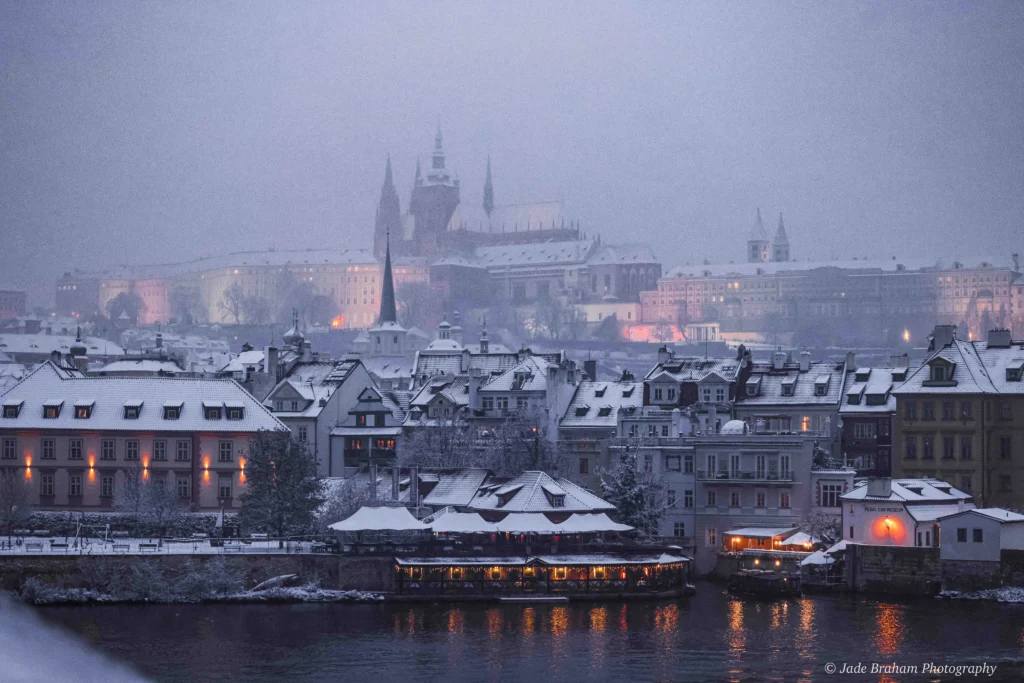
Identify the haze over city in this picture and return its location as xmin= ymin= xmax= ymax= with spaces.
xmin=3 ymin=1 xmax=1023 ymax=306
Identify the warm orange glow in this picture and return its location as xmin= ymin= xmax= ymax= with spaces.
xmin=203 ymin=470 xmax=211 ymax=484
xmin=203 ymin=455 xmax=210 ymax=470
xmin=775 ymin=560 xmax=781 ymax=567
xmin=142 ymin=454 xmax=150 ymax=468
xmin=239 ymin=457 xmax=246 ymax=470
xmin=871 ymin=515 xmax=907 ymax=544
xmin=88 ymin=469 xmax=96 ymax=483
xmin=88 ymin=454 xmax=95 ymax=468
xmin=330 ymin=315 xmax=345 ymax=329
xmin=754 ymin=558 xmax=760 ymax=565
xmin=902 ymin=329 xmax=911 ymax=343
xmin=24 ymin=468 xmax=31 ymax=481
xmin=24 ymin=455 xmax=32 ymax=468
xmin=142 ymin=469 xmax=150 ymax=481
xmin=238 ymin=471 xmax=246 ymax=485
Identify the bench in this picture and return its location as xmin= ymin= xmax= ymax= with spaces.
xmin=32 ymin=530 xmax=50 ymax=537
xmin=249 ymin=533 xmax=268 ymax=540
xmin=223 ymin=544 xmax=245 ymax=553
xmin=112 ymin=543 xmax=130 ymax=553
xmin=139 ymin=543 xmax=159 ymax=552
xmin=49 ymin=542 xmax=69 ymax=551
xmin=192 ymin=533 xmax=208 ymax=539
xmin=24 ymin=542 xmax=43 ymax=553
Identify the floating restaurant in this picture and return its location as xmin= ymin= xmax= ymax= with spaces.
xmin=395 ymin=553 xmax=690 ymax=599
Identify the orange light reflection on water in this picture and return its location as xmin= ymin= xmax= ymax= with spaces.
xmin=874 ymin=604 xmax=903 ymax=656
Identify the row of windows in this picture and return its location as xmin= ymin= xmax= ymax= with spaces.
xmin=1 ymin=437 xmax=194 ymax=461
xmin=703 ymin=490 xmax=791 ymax=509
xmin=3 ymin=403 xmax=244 ymax=421
xmin=903 ymin=400 xmax=974 ymax=421
xmin=904 ymin=435 xmax=973 ymax=461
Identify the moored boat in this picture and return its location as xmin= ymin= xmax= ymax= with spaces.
xmin=728 ymin=569 xmax=801 ymax=598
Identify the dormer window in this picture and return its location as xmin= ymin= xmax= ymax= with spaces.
xmin=575 ymin=406 xmax=589 ymax=417
xmin=781 ymin=377 xmax=797 ymax=397
xmin=931 ymin=365 xmax=951 ymax=382
xmin=74 ymin=401 xmax=94 ymax=419
xmin=204 ymin=402 xmax=223 ymax=420
xmin=1007 ymin=360 xmax=1024 ymax=382
xmin=227 ymin=407 xmax=244 ymax=420
xmin=42 ymin=399 xmax=63 ymax=419
xmin=124 ymin=400 xmax=143 ymax=419
xmin=814 ymin=375 xmax=830 ymax=396
xmin=164 ymin=402 xmax=182 ymax=420
xmin=598 ymin=407 xmax=612 ymax=417
xmin=2 ymin=402 xmax=22 ymax=419
xmin=551 ymin=494 xmax=565 ymax=508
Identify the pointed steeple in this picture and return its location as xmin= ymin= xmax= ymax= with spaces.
xmin=749 ymin=207 xmax=768 ymax=241
xmin=774 ymin=212 xmax=789 ymax=244
xmin=414 ymin=158 xmax=422 ymax=187
xmin=373 ymin=155 xmax=402 ymax=260
xmin=483 ymin=155 xmax=494 ymax=215
xmin=378 ymin=231 xmax=398 ymax=324
xmin=431 ymin=124 xmax=446 ymax=171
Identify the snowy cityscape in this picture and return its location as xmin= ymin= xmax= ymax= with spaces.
xmin=2 ymin=2 xmax=1024 ymax=682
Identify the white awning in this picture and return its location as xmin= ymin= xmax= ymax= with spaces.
xmin=825 ymin=540 xmax=849 ymax=554
xmin=780 ymin=532 xmax=821 ymax=547
xmin=328 ymin=506 xmax=426 ymax=532
xmin=494 ymin=513 xmax=561 ymax=534
xmin=558 ymin=513 xmax=633 ymax=533
xmin=428 ymin=512 xmax=497 ymax=534
xmin=800 ymin=550 xmax=835 ymax=566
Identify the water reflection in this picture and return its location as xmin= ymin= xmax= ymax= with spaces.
xmin=589 ymin=606 xmax=607 ymax=632
xmin=522 ymin=607 xmax=536 ymax=636
xmin=486 ymin=608 xmax=502 ymax=638
xmin=589 ymin=606 xmax=608 ymax=672
xmin=448 ymin=607 xmax=464 ymax=634
xmin=654 ymin=603 xmax=679 ymax=632
xmin=618 ymin=604 xmax=628 ymax=632
xmin=728 ymin=599 xmax=745 ymax=653
xmin=874 ymin=604 xmax=904 ymax=656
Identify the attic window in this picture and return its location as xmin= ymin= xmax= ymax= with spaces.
xmin=594 ymin=385 xmax=607 ymax=398
xmin=43 ymin=400 xmax=63 ymax=419
xmin=227 ymin=407 xmax=244 ymax=420
xmin=814 ymin=375 xmax=830 ymax=396
xmin=575 ymin=406 xmax=589 ymax=417
xmin=781 ymin=377 xmax=797 ymax=397
xmin=163 ymin=403 xmax=182 ymax=420
xmin=204 ymin=403 xmax=223 ymax=420
xmin=1007 ymin=360 xmax=1024 ymax=382
xmin=598 ymin=406 xmax=613 ymax=417
xmin=74 ymin=401 xmax=94 ymax=419
xmin=124 ymin=400 xmax=143 ymax=419
xmin=621 ymin=387 xmax=635 ymax=398
xmin=2 ymin=402 xmax=23 ymax=418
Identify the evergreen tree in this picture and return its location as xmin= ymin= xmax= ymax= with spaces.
xmin=599 ymin=443 xmax=666 ymax=537
xmin=238 ymin=431 xmax=325 ymax=537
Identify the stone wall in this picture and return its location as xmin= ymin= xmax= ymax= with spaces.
xmin=845 ymin=544 xmax=941 ymax=595
xmin=941 ymin=560 xmax=1003 ymax=592
xmin=0 ymin=554 xmax=396 ymax=594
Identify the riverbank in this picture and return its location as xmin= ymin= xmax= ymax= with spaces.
xmin=939 ymin=586 xmax=1024 ymax=604
xmin=19 ymin=581 xmax=384 ymax=606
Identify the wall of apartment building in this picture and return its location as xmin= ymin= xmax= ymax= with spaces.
xmin=984 ymin=395 xmax=1024 ymax=508
xmin=892 ymin=394 xmax=988 ymax=503
xmin=0 ymin=430 xmax=253 ymax=511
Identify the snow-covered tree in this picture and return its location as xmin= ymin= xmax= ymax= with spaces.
xmin=116 ymin=466 xmax=184 ymax=538
xmin=238 ymin=431 xmax=325 ymax=537
xmin=398 ymin=414 xmax=478 ymax=470
xmin=802 ymin=510 xmax=841 ymax=546
xmin=599 ymin=439 xmax=667 ymax=537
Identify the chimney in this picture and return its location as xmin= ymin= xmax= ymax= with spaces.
xmin=155 ymin=332 xmax=163 ymax=349
xmin=517 ymin=346 xmax=532 ymax=362
xmin=657 ymin=345 xmax=672 ymax=365
xmin=302 ymin=340 xmax=312 ymax=362
xmin=866 ymin=477 xmax=892 ymax=498
xmin=987 ymin=329 xmax=1012 ymax=348
xmin=845 ymin=351 xmax=856 ymax=372
xmin=468 ymin=368 xmax=483 ymax=411
xmin=264 ymin=346 xmax=279 ymax=382
xmin=772 ymin=351 xmax=787 ymax=370
xmin=890 ymin=353 xmax=909 ymax=369
xmin=583 ymin=359 xmax=598 ymax=381
xmin=799 ymin=350 xmax=811 ymax=373
xmin=461 ymin=347 xmax=471 ymax=373
xmin=930 ymin=325 xmax=957 ymax=351
xmin=50 ymin=350 xmax=61 ymax=365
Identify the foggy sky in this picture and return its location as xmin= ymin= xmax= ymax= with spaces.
xmin=2 ymin=1 xmax=1023 ymax=306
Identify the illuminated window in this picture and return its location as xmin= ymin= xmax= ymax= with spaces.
xmin=800 ymin=416 xmax=811 ymax=432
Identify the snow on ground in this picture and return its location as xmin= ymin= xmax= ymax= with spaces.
xmin=22 ymin=584 xmax=384 ymax=606
xmin=939 ymin=587 xmax=1024 ymax=603
xmin=0 ymin=538 xmax=321 ymax=556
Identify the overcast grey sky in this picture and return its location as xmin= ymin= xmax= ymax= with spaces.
xmin=2 ymin=1 xmax=1022 ymax=304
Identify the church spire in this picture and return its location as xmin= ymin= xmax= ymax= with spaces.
xmin=414 ymin=158 xmax=422 ymax=187
xmin=378 ymin=230 xmax=398 ymax=324
xmin=373 ymin=155 xmax=401 ymax=260
xmin=431 ymin=124 xmax=446 ymax=171
xmin=774 ymin=213 xmax=789 ymax=244
xmin=483 ymin=155 xmax=494 ymax=215
xmin=772 ymin=212 xmax=790 ymax=262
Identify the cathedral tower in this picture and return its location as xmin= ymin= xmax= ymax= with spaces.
xmin=408 ymin=126 xmax=460 ymax=256
xmin=373 ymin=156 xmax=402 ymax=260
xmin=772 ymin=212 xmax=790 ymax=262
xmin=747 ymin=208 xmax=770 ymax=263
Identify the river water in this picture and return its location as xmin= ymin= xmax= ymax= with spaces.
xmin=36 ymin=584 xmax=1024 ymax=682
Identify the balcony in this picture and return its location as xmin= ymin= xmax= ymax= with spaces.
xmin=697 ymin=469 xmax=795 ymax=484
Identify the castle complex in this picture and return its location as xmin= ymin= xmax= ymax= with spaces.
xmin=51 ymin=129 xmax=1021 ymax=342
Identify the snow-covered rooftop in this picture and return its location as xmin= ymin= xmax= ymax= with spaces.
xmin=841 ymin=478 xmax=973 ymax=504
xmin=560 ymin=380 xmax=643 ymax=430
xmin=468 ymin=471 xmax=614 ymax=513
